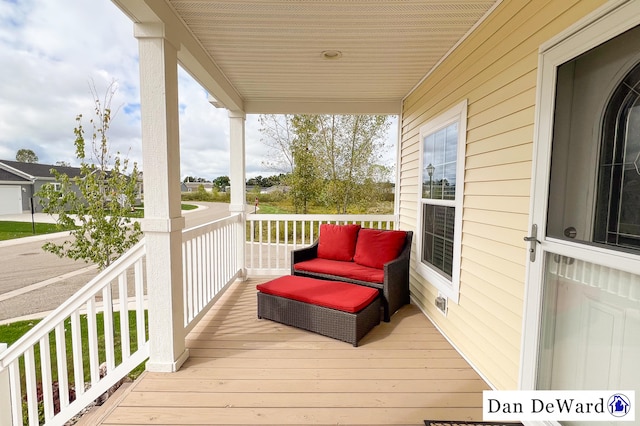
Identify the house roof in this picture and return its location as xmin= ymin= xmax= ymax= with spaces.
xmin=0 ymin=160 xmax=83 ymax=180
xmin=0 ymin=167 xmax=30 ymax=182
xmin=112 ymin=0 xmax=499 ymax=114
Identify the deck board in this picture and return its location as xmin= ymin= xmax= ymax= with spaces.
xmin=95 ymin=278 xmax=490 ymax=425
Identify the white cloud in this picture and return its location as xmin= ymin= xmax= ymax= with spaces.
xmin=0 ymin=0 xmax=396 ymax=181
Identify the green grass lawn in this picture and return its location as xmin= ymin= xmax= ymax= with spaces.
xmin=181 ymin=203 xmax=198 ymax=211
xmin=0 ymin=221 xmax=74 ymax=241
xmin=0 ymin=204 xmax=198 ymax=241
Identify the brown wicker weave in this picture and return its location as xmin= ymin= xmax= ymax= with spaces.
xmin=257 ymin=291 xmax=380 ymax=346
xmin=291 ymin=230 xmax=413 ymax=322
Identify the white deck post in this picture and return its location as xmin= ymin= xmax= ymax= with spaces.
xmin=0 ymin=343 xmax=11 ymax=426
xmin=135 ymin=22 xmax=188 ymax=372
xmin=229 ymin=110 xmax=247 ymax=279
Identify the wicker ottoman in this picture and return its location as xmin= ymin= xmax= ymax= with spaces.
xmin=257 ymin=275 xmax=380 ymax=347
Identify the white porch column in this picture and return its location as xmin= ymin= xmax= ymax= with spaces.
xmin=228 ymin=110 xmax=247 ymax=279
xmin=135 ymin=22 xmax=188 ymax=372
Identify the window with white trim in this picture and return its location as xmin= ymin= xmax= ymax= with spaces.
xmin=417 ymin=100 xmax=467 ymax=303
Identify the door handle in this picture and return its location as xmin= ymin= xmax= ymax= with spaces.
xmin=564 ymin=226 xmax=577 ymax=238
xmin=524 ymin=224 xmax=540 ymax=262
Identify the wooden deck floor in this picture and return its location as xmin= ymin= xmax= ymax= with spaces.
xmin=92 ymin=278 xmax=490 ymax=425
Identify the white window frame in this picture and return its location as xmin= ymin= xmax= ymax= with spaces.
xmin=416 ymin=100 xmax=467 ymax=304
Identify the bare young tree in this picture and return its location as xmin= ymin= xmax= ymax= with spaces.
xmin=258 ymin=114 xmax=296 ymax=173
xmin=37 ymin=82 xmax=141 ymax=269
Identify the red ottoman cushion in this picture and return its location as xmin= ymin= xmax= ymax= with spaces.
xmin=256 ymin=276 xmax=378 ymax=313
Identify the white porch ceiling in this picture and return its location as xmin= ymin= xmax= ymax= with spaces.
xmin=113 ymin=0 xmax=499 ymax=114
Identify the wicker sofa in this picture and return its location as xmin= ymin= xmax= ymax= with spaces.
xmin=291 ymin=224 xmax=413 ymax=322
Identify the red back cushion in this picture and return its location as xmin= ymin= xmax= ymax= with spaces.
xmin=317 ymin=224 xmax=361 ymax=261
xmin=354 ymin=228 xmax=407 ymax=269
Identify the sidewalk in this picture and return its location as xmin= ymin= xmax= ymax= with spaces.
xmin=0 ymin=211 xmax=59 ymax=224
xmin=0 ymin=204 xmax=209 ymax=324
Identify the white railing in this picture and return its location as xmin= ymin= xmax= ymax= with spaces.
xmin=182 ymin=214 xmax=242 ymax=332
xmin=246 ymin=213 xmax=397 ymax=276
xmin=0 ymin=241 xmax=149 ymax=426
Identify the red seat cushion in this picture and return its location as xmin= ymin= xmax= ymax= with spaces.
xmin=353 ymin=228 xmax=407 ymax=269
xmin=293 ymin=258 xmax=384 ymax=283
xmin=257 ymin=275 xmax=379 ymax=313
xmin=317 ymin=223 xmax=361 ymax=261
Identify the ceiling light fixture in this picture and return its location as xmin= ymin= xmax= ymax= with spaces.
xmin=321 ymin=50 xmax=342 ymax=60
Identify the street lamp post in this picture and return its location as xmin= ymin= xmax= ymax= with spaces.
xmin=426 ymin=163 xmax=435 ymax=198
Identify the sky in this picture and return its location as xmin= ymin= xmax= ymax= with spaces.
xmin=0 ymin=0 xmax=396 ymax=181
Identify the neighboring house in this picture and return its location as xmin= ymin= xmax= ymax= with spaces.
xmin=109 ymin=0 xmax=640 ymax=397
xmin=182 ymin=181 xmax=214 ymax=192
xmin=0 ymin=159 xmax=83 ymax=214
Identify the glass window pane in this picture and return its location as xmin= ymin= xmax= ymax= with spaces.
xmin=422 ymin=204 xmax=455 ymax=278
xmin=443 ymin=163 xmax=457 ymax=200
xmin=538 ymin=254 xmax=640 ymax=396
xmin=549 ymin=50 xmax=640 ymax=252
xmin=434 ymin=129 xmax=445 ymax=165
xmin=445 ymin=123 xmax=458 ymax=163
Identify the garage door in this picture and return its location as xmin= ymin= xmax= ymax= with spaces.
xmin=0 ymin=185 xmax=23 ymax=215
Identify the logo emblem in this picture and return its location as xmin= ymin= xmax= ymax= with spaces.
xmin=608 ymin=394 xmax=631 ymax=418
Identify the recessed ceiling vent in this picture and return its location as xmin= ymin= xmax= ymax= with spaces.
xmin=321 ymin=50 xmax=342 ymax=60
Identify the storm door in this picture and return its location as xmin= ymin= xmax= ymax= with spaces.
xmin=522 ymin=5 xmax=640 ymax=426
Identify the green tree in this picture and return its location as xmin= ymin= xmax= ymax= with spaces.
xmin=259 ymin=114 xmax=391 ymax=213
xmin=37 ymin=84 xmax=142 ymax=270
xmin=16 ymin=148 xmax=38 ymax=163
xmin=316 ymin=115 xmax=390 ymax=213
xmin=289 ymin=115 xmax=322 ymax=213
xmin=212 ymin=175 xmax=230 ymax=190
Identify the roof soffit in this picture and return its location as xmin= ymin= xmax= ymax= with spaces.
xmin=114 ymin=0 xmax=499 ymax=114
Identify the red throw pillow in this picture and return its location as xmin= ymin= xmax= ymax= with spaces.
xmin=317 ymin=223 xmax=361 ymax=261
xmin=354 ymin=228 xmax=407 ymax=269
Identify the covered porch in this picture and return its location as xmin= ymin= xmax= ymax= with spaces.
xmin=81 ymin=277 xmax=489 ymax=425
xmin=0 ymin=0 xmax=506 ymax=424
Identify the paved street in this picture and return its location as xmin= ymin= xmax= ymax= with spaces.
xmin=0 ymin=202 xmax=233 ymax=323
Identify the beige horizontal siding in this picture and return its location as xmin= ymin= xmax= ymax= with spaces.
xmin=399 ymin=0 xmax=608 ymax=390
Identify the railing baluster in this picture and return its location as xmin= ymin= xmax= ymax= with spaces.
xmin=267 ymin=220 xmax=272 ymax=269
xmin=39 ymin=335 xmax=54 ymax=421
xmin=103 ymin=284 xmax=115 ymax=372
xmin=182 ymin=243 xmax=188 ymax=326
xmin=0 ymin=344 xmax=12 ymax=426
xmin=249 ymin=219 xmax=255 ymax=269
xmin=54 ymin=323 xmax=69 ymax=409
xmin=70 ymin=311 xmax=84 ymax=397
xmin=135 ymin=259 xmax=146 ymax=347
xmin=293 ymin=219 xmax=298 ymax=250
xmin=276 ymin=220 xmax=280 ymax=269
xmin=258 ymin=219 xmax=263 ymax=269
xmin=197 ymin=236 xmax=204 ymax=312
xmin=9 ymin=360 xmax=23 ymax=426
xmin=119 ymin=274 xmax=131 ymax=359
xmin=24 ymin=347 xmax=38 ymax=425
xmin=86 ymin=298 xmax=100 ymax=385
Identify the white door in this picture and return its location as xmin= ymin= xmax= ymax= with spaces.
xmin=522 ymin=2 xmax=640 ymax=425
xmin=0 ymin=185 xmax=22 ymax=215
